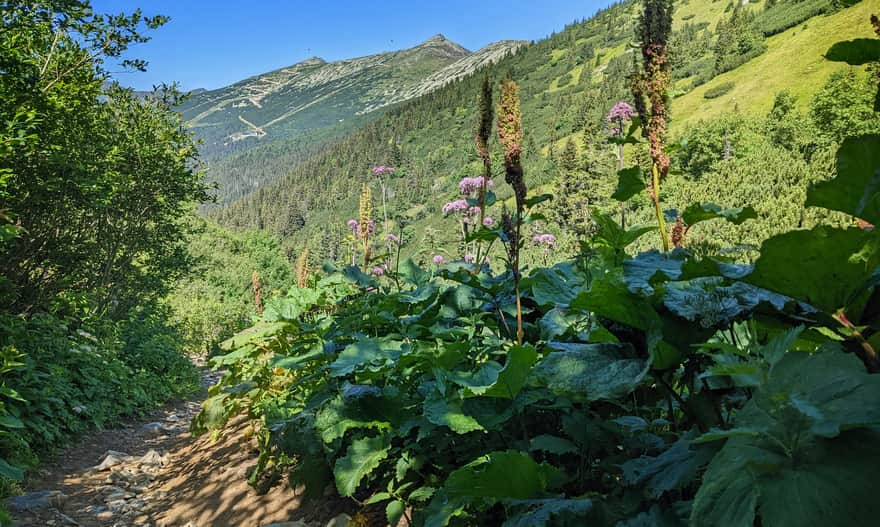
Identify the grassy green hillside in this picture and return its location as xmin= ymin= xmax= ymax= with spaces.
xmin=210 ymin=0 xmax=878 ymax=268
xmin=673 ymin=0 xmax=877 ymax=128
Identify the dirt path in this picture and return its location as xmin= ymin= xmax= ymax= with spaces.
xmin=9 ymin=367 xmax=352 ymax=527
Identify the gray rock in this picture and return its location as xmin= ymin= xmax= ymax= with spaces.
xmin=140 ymin=422 xmax=169 ymax=436
xmin=97 ymin=450 xmax=131 ymax=471
xmin=104 ymin=490 xmax=134 ymax=502
xmin=264 ymin=522 xmax=310 ymax=527
xmin=139 ymin=449 xmax=167 ymax=467
xmin=6 ymin=490 xmax=67 ymax=511
xmin=325 ymin=514 xmax=351 ymax=527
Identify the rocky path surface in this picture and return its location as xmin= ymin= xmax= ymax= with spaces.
xmin=9 ymin=367 xmax=353 ymax=527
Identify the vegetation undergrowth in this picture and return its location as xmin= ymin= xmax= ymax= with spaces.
xmin=194 ymin=3 xmax=880 ymax=526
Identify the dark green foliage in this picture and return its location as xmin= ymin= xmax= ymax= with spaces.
xmin=703 ymin=81 xmax=735 ymax=99
xmin=714 ymin=6 xmax=768 ymax=74
xmin=754 ymin=0 xmax=833 ymax=37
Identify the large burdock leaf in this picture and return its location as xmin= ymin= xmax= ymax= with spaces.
xmin=691 ymin=349 xmax=880 ymax=527
xmin=531 ymin=343 xmax=648 ymax=402
xmin=450 ymin=345 xmax=538 ymax=399
xmin=745 ymin=226 xmax=880 ymax=314
xmin=423 ymin=389 xmax=485 ymax=434
xmin=329 ymin=338 xmax=405 ymax=376
xmin=612 ymin=167 xmax=644 ymax=201
xmin=333 ymin=434 xmax=391 ymax=497
xmin=806 ymin=135 xmax=880 ymax=224
xmin=444 ymin=451 xmax=562 ymax=499
xmin=524 ymin=261 xmax=588 ymax=307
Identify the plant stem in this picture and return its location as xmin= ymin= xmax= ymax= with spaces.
xmin=651 ymin=162 xmax=670 ymax=252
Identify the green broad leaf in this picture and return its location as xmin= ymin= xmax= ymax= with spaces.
xmin=454 ymin=345 xmax=538 ymax=399
xmin=531 ymin=343 xmax=649 ymax=402
xmin=691 ymin=349 xmax=880 ymax=527
xmin=289 ymin=455 xmax=334 ymax=498
xmin=571 ymin=274 xmax=662 ymax=332
xmin=329 ymin=338 xmax=405 ymax=376
xmin=315 ymin=397 xmax=391 ymax=444
xmin=219 ymin=321 xmax=295 ymax=351
xmin=525 ymin=193 xmax=553 ymax=208
xmin=0 ymin=415 xmax=24 ymax=429
xmin=529 ymin=434 xmax=579 ymax=455
xmin=524 ymin=261 xmax=588 ymax=307
xmin=386 ymin=500 xmax=405 ymax=526
xmin=623 ymin=250 xmax=686 ymax=294
xmin=409 ymin=486 xmax=436 ymax=502
xmin=745 ymin=226 xmax=880 ymax=314
xmin=422 ymin=489 xmax=467 ymax=527
xmin=806 ymin=135 xmax=880 ymax=225
xmin=399 ymin=258 xmax=430 ymax=286
xmin=423 ymin=389 xmax=485 ymax=434
xmin=263 ymin=287 xmax=322 ymax=321
xmin=825 ymin=39 xmax=880 ymax=65
xmin=592 ymin=213 xmax=656 ymax=251
xmin=681 ymin=203 xmax=757 ymax=227
xmin=663 ymin=278 xmax=792 ymax=329
xmin=612 ymin=167 xmax=644 ymax=201
xmin=191 ymin=393 xmax=232 ymax=435
xmin=444 ymin=451 xmax=563 ymax=500
xmin=333 ymin=434 xmax=391 ymax=497
xmin=692 ymin=429 xmax=880 ymax=527
xmin=364 ymin=492 xmax=391 ymax=505
xmin=502 ymin=498 xmax=594 ymax=527
xmin=272 ymin=347 xmax=325 ymax=370
xmin=621 ymin=431 xmax=716 ymax=499
xmin=0 ymin=458 xmax=24 ymax=481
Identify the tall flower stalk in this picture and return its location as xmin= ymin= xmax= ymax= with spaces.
xmin=632 ymin=0 xmax=674 ymax=251
xmin=498 ymin=78 xmax=527 ymax=345
xmin=358 ymin=184 xmax=374 ymax=267
xmin=475 ymin=75 xmax=494 ymax=267
xmin=608 ymin=101 xmax=634 ymax=228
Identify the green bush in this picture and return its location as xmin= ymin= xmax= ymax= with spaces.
xmin=703 ymin=81 xmax=736 ymax=99
xmin=754 ymin=0 xmax=832 ymax=37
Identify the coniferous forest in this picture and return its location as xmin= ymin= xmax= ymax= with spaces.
xmin=3 ymin=0 xmax=880 ymax=526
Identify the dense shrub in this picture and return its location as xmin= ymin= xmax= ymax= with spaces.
xmin=0 ymin=312 xmax=198 ymax=468
xmin=703 ymin=80 xmax=736 ymax=98
xmin=754 ymin=0 xmax=832 ymax=37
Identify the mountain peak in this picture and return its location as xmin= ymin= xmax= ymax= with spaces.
xmin=424 ymin=34 xmax=449 ymax=44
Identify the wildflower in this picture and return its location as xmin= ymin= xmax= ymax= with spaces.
xmin=371 ymin=165 xmax=395 ymax=176
xmin=384 ymin=232 xmax=400 ymax=244
xmin=372 ymin=266 xmax=385 ymax=276
xmin=347 ymin=219 xmax=358 ymax=232
xmin=607 ymin=101 xmax=634 ymax=137
xmin=442 ymin=199 xmax=469 ymax=214
xmin=464 ymin=253 xmax=475 ymax=263
xmin=432 ymin=255 xmax=445 ymax=265
xmin=483 ymin=216 xmax=495 ymax=227
xmin=532 ymin=233 xmax=557 ymax=246
xmin=458 ymin=176 xmax=493 ymax=196
xmin=607 ymin=101 xmax=634 ymax=122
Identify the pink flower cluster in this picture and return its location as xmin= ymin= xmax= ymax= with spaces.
xmin=432 ymin=255 xmax=445 ymax=265
xmin=483 ymin=217 xmax=495 ymax=227
xmin=607 ymin=101 xmax=634 ymax=123
xmin=384 ymin=233 xmax=400 ymax=244
xmin=346 ymin=219 xmax=374 ymax=236
xmin=458 ymin=176 xmax=493 ymax=196
xmin=464 ymin=253 xmax=475 ymax=263
xmin=442 ymin=199 xmax=470 ymax=214
xmin=372 ymin=267 xmax=385 ymax=276
xmin=372 ymin=165 xmax=395 ymax=176
xmin=532 ymin=233 xmax=557 ymax=246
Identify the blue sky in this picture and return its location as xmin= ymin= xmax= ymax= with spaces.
xmin=93 ymin=1 xmax=612 ymax=91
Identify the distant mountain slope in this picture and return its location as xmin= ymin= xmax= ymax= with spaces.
xmin=211 ymin=0 xmax=872 ymax=263
xmin=180 ymin=35 xmax=524 ymax=204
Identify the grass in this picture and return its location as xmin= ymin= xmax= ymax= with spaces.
xmin=671 ymin=1 xmax=877 ymax=131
